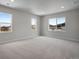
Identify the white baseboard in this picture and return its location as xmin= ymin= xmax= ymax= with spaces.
xmin=0 ymin=36 xmax=38 ymax=45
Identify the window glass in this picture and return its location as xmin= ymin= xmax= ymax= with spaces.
xmin=32 ymin=16 xmax=37 ymax=31
xmin=57 ymin=17 xmax=65 ymax=31
xmin=49 ymin=18 xmax=57 ymax=31
xmin=0 ymin=12 xmax=12 ymax=32
xmin=48 ymin=17 xmax=65 ymax=31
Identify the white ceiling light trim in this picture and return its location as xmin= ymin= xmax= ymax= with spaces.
xmin=61 ymin=6 xmax=65 ymax=8
xmin=10 ymin=0 xmax=15 ymax=2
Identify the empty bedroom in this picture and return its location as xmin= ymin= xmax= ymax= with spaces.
xmin=0 ymin=0 xmax=79 ymax=59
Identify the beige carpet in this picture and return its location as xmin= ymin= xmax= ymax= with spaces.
xmin=0 ymin=36 xmax=79 ymax=59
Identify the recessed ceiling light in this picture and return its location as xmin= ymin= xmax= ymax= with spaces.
xmin=10 ymin=0 xmax=15 ymax=2
xmin=61 ymin=6 xmax=64 ymax=8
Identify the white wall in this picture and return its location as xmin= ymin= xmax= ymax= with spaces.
xmin=0 ymin=5 xmax=40 ymax=43
xmin=40 ymin=9 xmax=79 ymax=41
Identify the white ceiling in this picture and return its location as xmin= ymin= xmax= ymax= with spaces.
xmin=0 ymin=0 xmax=79 ymax=15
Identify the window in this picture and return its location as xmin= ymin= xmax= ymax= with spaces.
xmin=31 ymin=16 xmax=37 ymax=31
xmin=48 ymin=17 xmax=65 ymax=31
xmin=0 ymin=12 xmax=12 ymax=32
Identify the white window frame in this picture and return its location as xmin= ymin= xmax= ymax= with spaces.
xmin=31 ymin=16 xmax=37 ymax=31
xmin=48 ymin=17 xmax=66 ymax=32
xmin=0 ymin=12 xmax=12 ymax=33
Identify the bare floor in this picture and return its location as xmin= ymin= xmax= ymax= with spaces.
xmin=0 ymin=37 xmax=79 ymax=59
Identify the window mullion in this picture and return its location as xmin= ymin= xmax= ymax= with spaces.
xmin=56 ymin=18 xmax=57 ymax=30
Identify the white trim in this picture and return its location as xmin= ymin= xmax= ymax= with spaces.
xmin=48 ymin=17 xmax=66 ymax=32
xmin=0 ymin=12 xmax=13 ymax=33
xmin=0 ymin=36 xmax=38 ymax=45
xmin=31 ymin=15 xmax=37 ymax=32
